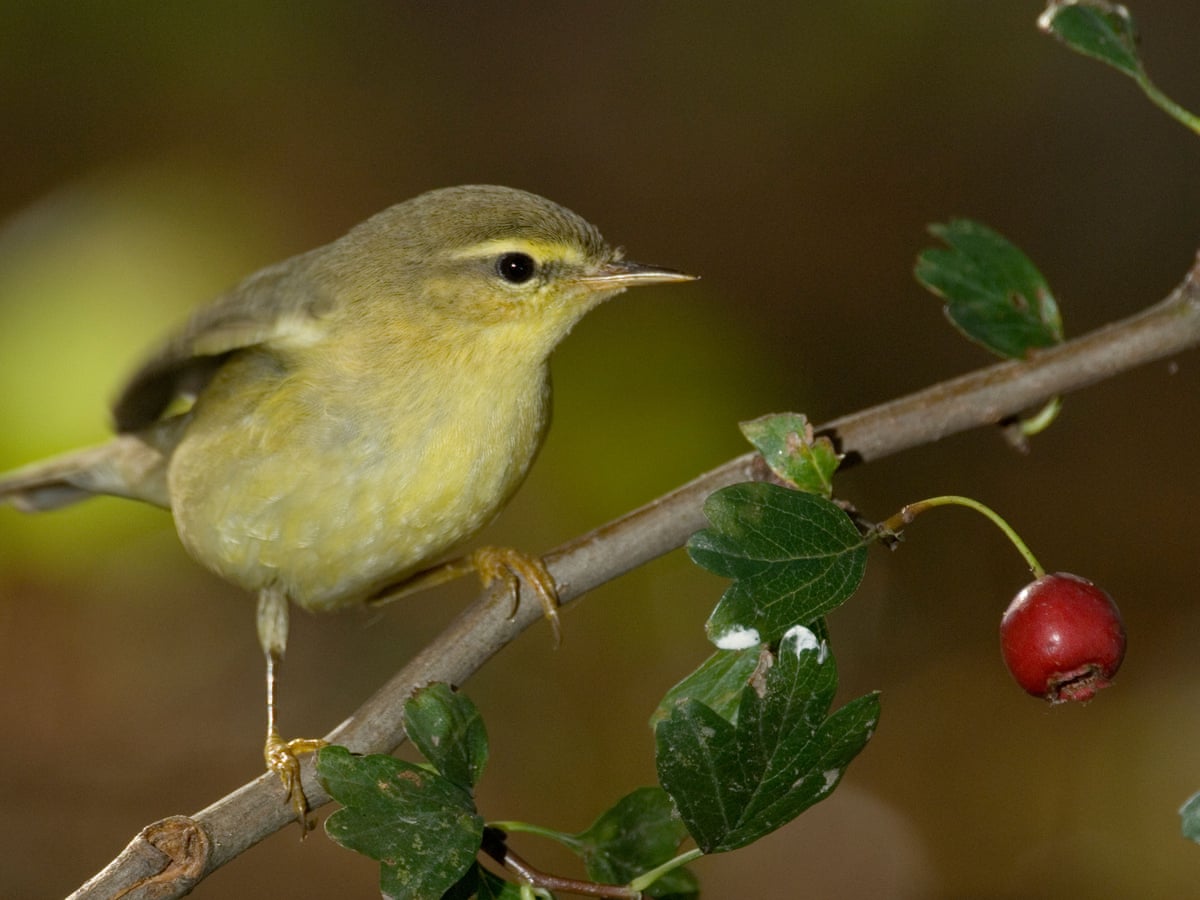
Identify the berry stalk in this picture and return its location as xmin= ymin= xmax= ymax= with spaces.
xmin=877 ymin=494 xmax=1045 ymax=577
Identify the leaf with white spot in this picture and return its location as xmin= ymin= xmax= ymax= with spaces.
xmin=655 ymin=628 xmax=880 ymax=853
xmin=688 ymin=482 xmax=868 ymax=647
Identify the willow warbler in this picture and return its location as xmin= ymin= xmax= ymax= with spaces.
xmin=0 ymin=185 xmax=695 ymax=827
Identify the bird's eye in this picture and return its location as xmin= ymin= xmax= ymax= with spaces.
xmin=495 ymin=252 xmax=537 ymax=284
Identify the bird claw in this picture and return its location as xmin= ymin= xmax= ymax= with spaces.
xmin=265 ymin=727 xmax=328 ymax=835
xmin=470 ymin=546 xmax=561 ymax=644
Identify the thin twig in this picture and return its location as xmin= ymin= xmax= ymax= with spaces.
xmin=480 ymin=828 xmax=641 ymax=899
xmin=70 ymin=253 xmax=1200 ymax=899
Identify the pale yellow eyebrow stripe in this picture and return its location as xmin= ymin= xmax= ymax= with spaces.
xmin=449 ymin=237 xmax=589 ymax=266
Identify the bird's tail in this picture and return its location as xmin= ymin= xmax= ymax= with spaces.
xmin=0 ymin=433 xmax=171 ymax=512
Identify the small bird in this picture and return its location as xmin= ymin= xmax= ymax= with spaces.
xmin=0 ymin=185 xmax=695 ymax=828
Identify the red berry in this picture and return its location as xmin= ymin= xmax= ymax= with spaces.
xmin=999 ymin=572 xmax=1126 ymax=703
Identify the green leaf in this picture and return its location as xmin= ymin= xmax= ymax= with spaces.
xmin=404 ymin=682 xmax=489 ymax=792
xmin=656 ymin=701 xmax=744 ymax=853
xmin=574 ymin=787 xmax=698 ymax=898
xmin=1038 ymin=2 xmax=1200 ymax=137
xmin=317 ymin=745 xmax=484 ymax=900
xmin=915 ymin=219 xmax=1062 ymax=359
xmin=1038 ymin=1 xmax=1141 ymax=77
xmin=688 ymin=483 xmax=868 ymax=648
xmin=640 ymin=871 xmax=700 ymax=900
xmin=1181 ymin=791 xmax=1200 ymax=844
xmin=650 ymin=647 xmax=761 ymax=729
xmin=655 ymin=626 xmax=880 ymax=853
xmin=472 ymin=868 xmax=523 ymax=900
xmin=739 ymin=413 xmax=841 ymax=497
xmin=442 ymin=864 xmax=522 ymax=900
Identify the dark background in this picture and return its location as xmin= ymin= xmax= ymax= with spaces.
xmin=2 ymin=3 xmax=1199 ymax=897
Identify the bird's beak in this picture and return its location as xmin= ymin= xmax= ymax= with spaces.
xmin=577 ymin=260 xmax=698 ymax=291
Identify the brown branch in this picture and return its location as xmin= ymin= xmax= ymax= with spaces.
xmin=69 ymin=253 xmax=1200 ymax=899
xmin=480 ymin=827 xmax=642 ymax=898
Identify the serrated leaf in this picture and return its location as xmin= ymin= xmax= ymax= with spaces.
xmin=574 ymin=787 xmax=698 ymax=898
xmin=739 ymin=413 xmax=841 ymax=497
xmin=1181 ymin=791 xmax=1200 ymax=844
xmin=915 ymin=219 xmax=1062 ymax=359
xmin=404 ymin=682 xmax=488 ymax=792
xmin=688 ymin=482 xmax=868 ymax=648
xmin=1038 ymin=1 xmax=1141 ymax=78
xmin=655 ymin=701 xmax=744 ymax=853
xmin=655 ymin=627 xmax=880 ymax=853
xmin=317 ymin=746 xmax=484 ymax=900
xmin=650 ymin=647 xmax=760 ymax=729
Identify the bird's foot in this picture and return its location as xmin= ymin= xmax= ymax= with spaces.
xmin=470 ymin=546 xmax=560 ymax=643
xmin=265 ymin=726 xmax=329 ymax=835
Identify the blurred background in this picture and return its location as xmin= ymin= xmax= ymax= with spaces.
xmin=2 ymin=2 xmax=1199 ymax=897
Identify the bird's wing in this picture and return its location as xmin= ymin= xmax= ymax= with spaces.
xmin=112 ymin=254 xmax=332 ymax=433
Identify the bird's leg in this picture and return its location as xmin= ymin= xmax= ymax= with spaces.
xmin=371 ymin=547 xmax=561 ymax=642
xmin=257 ymin=586 xmax=327 ymax=834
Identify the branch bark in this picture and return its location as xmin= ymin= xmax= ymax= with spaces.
xmin=70 ymin=252 xmax=1200 ymax=899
